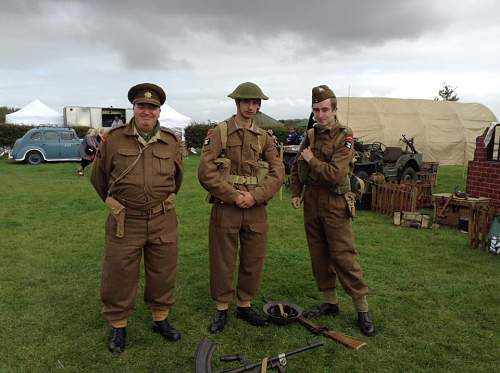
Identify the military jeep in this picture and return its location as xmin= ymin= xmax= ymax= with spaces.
xmin=353 ymin=135 xmax=423 ymax=182
xmin=282 ymin=134 xmax=423 ymax=183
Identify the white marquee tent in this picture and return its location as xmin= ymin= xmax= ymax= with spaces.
xmin=159 ymin=103 xmax=193 ymax=140
xmin=6 ymin=99 xmax=64 ymax=126
xmin=335 ymin=98 xmax=497 ymax=165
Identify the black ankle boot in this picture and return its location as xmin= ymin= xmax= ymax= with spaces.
xmin=209 ymin=310 xmax=228 ymax=334
xmin=153 ymin=319 xmax=181 ymax=342
xmin=236 ymin=307 xmax=268 ymax=327
xmin=108 ymin=327 xmax=126 ymax=353
xmin=357 ymin=312 xmax=376 ymax=337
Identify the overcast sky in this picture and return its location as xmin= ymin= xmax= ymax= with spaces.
xmin=1 ymin=0 xmax=499 ymax=122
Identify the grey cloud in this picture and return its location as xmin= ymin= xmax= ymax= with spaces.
xmin=0 ymin=0 xmax=450 ymax=70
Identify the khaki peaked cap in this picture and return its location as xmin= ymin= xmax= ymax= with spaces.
xmin=128 ymin=83 xmax=166 ymax=106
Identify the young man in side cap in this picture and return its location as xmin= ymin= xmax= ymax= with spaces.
xmin=198 ymin=82 xmax=285 ymax=333
xmin=289 ymin=85 xmax=376 ymax=337
xmin=91 ymin=83 xmax=184 ymax=353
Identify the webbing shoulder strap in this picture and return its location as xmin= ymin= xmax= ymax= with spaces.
xmin=218 ymin=122 xmax=228 ymax=153
xmin=306 ymin=128 xmax=315 ymax=148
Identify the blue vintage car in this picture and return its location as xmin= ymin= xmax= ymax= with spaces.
xmin=9 ymin=127 xmax=82 ymax=165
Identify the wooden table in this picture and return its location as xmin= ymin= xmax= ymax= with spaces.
xmin=432 ymin=193 xmax=491 ymax=229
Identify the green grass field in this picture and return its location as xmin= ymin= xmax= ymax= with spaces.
xmin=0 ymin=157 xmax=498 ymax=372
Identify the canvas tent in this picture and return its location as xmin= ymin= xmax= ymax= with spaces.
xmin=159 ymin=103 xmax=192 ymax=140
xmin=334 ymin=98 xmax=497 ymax=165
xmin=6 ymin=99 xmax=63 ymax=126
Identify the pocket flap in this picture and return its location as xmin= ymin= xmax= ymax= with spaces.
xmin=153 ymin=148 xmax=172 ymax=159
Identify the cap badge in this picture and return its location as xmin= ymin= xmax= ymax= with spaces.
xmin=145 ymin=91 xmax=152 ymax=98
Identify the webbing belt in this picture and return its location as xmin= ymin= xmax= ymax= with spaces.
xmin=228 ymin=174 xmax=258 ymax=185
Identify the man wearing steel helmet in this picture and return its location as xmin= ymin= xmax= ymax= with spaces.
xmin=91 ymin=83 xmax=184 ymax=353
xmin=289 ymin=85 xmax=376 ymax=337
xmin=198 ymin=82 xmax=285 ymax=334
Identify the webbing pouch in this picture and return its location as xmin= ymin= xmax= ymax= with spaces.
xmin=105 ymin=196 xmax=126 ymax=238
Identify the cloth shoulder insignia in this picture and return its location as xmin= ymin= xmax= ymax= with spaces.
xmin=344 ymin=127 xmax=354 ymax=149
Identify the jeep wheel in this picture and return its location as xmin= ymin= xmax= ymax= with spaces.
xmin=26 ymin=151 xmax=44 ymax=165
xmin=401 ymin=166 xmax=417 ymax=181
xmin=355 ymin=170 xmax=370 ymax=181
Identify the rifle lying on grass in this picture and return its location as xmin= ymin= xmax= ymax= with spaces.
xmin=297 ymin=315 xmax=366 ymax=350
xmin=263 ymin=301 xmax=367 ymax=350
xmin=193 ymin=338 xmax=323 ymax=373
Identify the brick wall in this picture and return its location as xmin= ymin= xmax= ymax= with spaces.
xmin=466 ymin=128 xmax=500 ymax=208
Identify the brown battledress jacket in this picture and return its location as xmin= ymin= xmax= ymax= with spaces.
xmin=91 ymin=120 xmax=183 ymax=321
xmin=290 ymin=121 xmax=368 ymax=301
xmin=198 ymin=116 xmax=284 ymax=304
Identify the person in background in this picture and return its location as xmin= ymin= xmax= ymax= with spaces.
xmin=287 ymin=127 xmax=302 ymax=145
xmin=111 ymin=115 xmax=124 ymax=128
xmin=77 ymin=128 xmax=98 ymax=176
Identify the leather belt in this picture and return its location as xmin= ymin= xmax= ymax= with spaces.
xmin=126 ymin=202 xmax=166 ymax=217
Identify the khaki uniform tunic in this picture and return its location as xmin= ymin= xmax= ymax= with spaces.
xmin=290 ymin=122 xmax=368 ymax=301
xmin=91 ymin=120 xmax=183 ymax=321
xmin=198 ymin=116 xmax=285 ymax=304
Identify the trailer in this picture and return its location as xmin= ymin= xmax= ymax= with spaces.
xmin=64 ymin=106 xmax=133 ymax=128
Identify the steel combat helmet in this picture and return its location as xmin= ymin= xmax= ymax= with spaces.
xmin=228 ymin=82 xmax=269 ymax=100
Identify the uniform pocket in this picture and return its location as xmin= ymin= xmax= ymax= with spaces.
xmin=160 ymin=229 xmax=177 ymax=244
xmin=116 ymin=147 xmax=140 ymax=173
xmin=153 ymin=148 xmax=173 ymax=175
xmin=226 ymin=136 xmax=243 ymax=160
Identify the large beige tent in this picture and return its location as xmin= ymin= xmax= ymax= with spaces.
xmin=335 ymin=98 xmax=497 ymax=165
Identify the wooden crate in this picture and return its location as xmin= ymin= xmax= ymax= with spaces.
xmin=469 ymin=204 xmax=497 ymax=249
xmin=371 ymin=181 xmax=418 ymax=216
xmin=418 ymin=162 xmax=439 ymax=187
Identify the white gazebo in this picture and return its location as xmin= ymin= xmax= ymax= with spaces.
xmin=5 ymin=99 xmax=63 ymax=126
xmin=159 ymin=103 xmax=193 ymax=140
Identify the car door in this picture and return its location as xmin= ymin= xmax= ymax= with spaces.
xmin=60 ymin=130 xmax=80 ymax=159
xmin=42 ymin=131 xmax=61 ymax=159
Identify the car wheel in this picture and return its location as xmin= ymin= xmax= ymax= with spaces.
xmin=401 ymin=166 xmax=417 ymax=181
xmin=26 ymin=151 xmax=44 ymax=165
xmin=355 ymin=169 xmax=370 ymax=181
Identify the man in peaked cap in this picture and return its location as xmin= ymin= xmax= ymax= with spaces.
xmin=91 ymin=83 xmax=184 ymax=353
xmin=289 ymin=84 xmax=376 ymax=337
xmin=198 ymin=82 xmax=284 ymax=334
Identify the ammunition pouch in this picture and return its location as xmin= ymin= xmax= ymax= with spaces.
xmin=344 ymin=191 xmax=357 ymax=219
xmin=332 ymin=175 xmax=351 ymax=195
xmin=105 ymin=196 xmax=126 ymax=238
xmin=256 ymin=159 xmax=269 ymax=184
